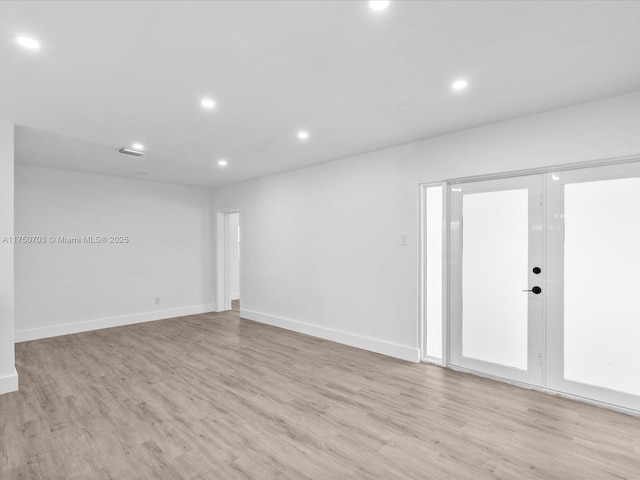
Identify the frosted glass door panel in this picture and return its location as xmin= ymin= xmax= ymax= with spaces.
xmin=564 ymin=177 xmax=640 ymax=396
xmin=462 ymin=190 xmax=529 ymax=369
xmin=425 ymin=185 xmax=443 ymax=359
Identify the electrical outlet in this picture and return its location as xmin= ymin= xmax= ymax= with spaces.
xmin=154 ymin=297 xmax=160 ymax=305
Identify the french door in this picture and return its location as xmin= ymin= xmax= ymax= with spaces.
xmin=449 ymin=174 xmax=544 ymax=387
xmin=448 ymin=161 xmax=640 ymax=412
xmin=545 ymin=162 xmax=640 ymax=411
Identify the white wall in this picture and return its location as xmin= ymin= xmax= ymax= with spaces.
xmin=227 ymin=212 xmax=240 ymax=301
xmin=0 ymin=121 xmax=17 ymax=394
xmin=14 ymin=165 xmax=215 ymax=341
xmin=212 ymin=91 xmax=640 ymax=362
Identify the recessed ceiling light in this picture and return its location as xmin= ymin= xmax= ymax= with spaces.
xmin=218 ymin=159 xmax=228 ymax=167
xmin=297 ymin=131 xmax=310 ymax=140
xmin=15 ymin=36 xmax=41 ymax=50
xmin=118 ymin=147 xmax=145 ymax=157
xmin=369 ymin=1 xmax=390 ymax=11
xmin=451 ymin=79 xmax=469 ymax=91
xmin=132 ymin=143 xmax=144 ymax=151
xmin=201 ymin=98 xmax=216 ymax=109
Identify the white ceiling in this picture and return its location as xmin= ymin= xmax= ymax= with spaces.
xmin=2 ymin=0 xmax=640 ymax=188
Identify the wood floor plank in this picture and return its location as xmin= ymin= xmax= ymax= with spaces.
xmin=1 ymin=307 xmax=640 ymax=479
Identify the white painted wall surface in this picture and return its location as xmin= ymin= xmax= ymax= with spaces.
xmin=212 ymin=91 xmax=640 ymax=362
xmin=14 ymin=166 xmax=215 ymax=341
xmin=0 ymin=121 xmax=17 ymax=394
xmin=227 ymin=212 xmax=240 ymax=301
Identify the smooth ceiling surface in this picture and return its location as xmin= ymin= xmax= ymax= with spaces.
xmin=2 ymin=1 xmax=640 ymax=188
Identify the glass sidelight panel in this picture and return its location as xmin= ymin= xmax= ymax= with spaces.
xmin=462 ymin=189 xmax=529 ymax=370
xmin=425 ymin=185 xmax=443 ymax=359
xmin=564 ymin=177 xmax=640 ymax=396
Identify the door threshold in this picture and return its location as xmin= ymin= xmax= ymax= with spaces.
xmin=444 ymin=363 xmax=640 ymax=417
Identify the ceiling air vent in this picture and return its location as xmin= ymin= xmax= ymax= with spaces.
xmin=118 ymin=147 xmax=145 ymax=157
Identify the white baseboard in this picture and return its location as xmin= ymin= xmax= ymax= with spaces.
xmin=240 ymin=309 xmax=420 ymax=363
xmin=15 ymin=304 xmax=216 ymax=343
xmin=0 ymin=368 xmax=19 ymax=395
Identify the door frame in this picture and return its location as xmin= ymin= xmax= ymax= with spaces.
xmin=418 ymin=153 xmax=640 ymax=415
xmin=215 ymin=207 xmax=241 ymax=312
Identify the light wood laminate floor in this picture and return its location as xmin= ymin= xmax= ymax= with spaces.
xmin=1 ymin=308 xmax=639 ymax=479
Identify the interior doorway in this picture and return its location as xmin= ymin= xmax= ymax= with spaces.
xmin=215 ymin=209 xmax=241 ymax=313
xmin=227 ymin=212 xmax=240 ymax=312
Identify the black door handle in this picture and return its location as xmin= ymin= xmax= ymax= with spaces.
xmin=522 ymin=286 xmax=542 ymax=294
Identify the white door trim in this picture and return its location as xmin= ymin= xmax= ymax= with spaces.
xmin=446 ymin=153 xmax=640 ymax=184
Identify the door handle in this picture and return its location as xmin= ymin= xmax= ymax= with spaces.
xmin=522 ymin=286 xmax=542 ymax=294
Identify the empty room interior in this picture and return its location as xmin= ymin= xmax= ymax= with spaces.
xmin=2 ymin=1 xmax=640 ymax=478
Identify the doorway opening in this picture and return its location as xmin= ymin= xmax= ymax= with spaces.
xmin=215 ymin=209 xmax=241 ymax=313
